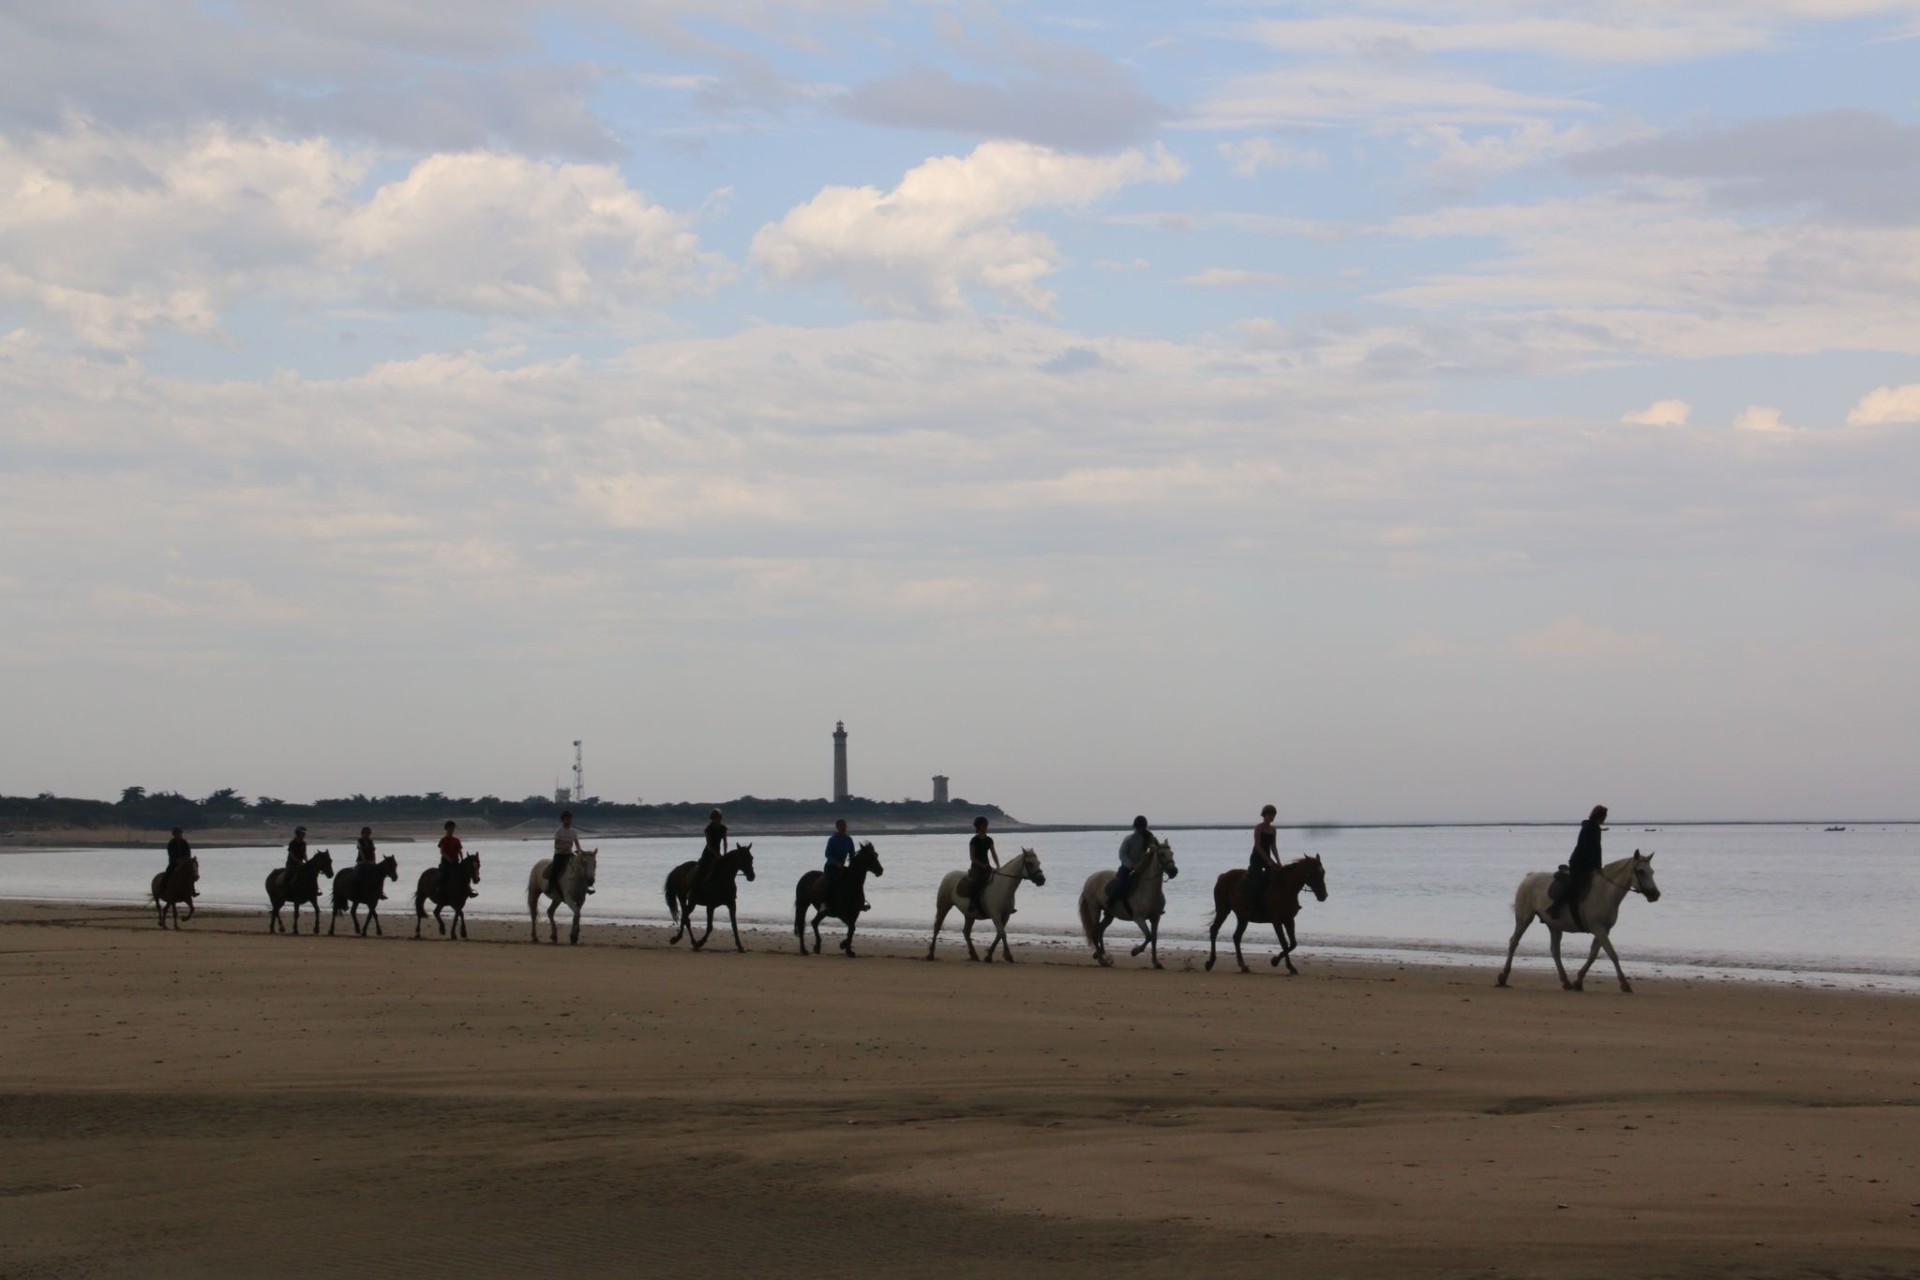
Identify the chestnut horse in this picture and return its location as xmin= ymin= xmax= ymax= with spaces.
xmin=150 ymin=857 xmax=198 ymax=929
xmin=414 ymin=852 xmax=482 ymax=940
xmin=792 ymin=841 xmax=884 ymax=956
xmin=330 ymin=854 xmax=399 ymax=936
xmin=266 ymin=849 xmax=335 ymax=935
xmin=664 ymin=845 xmax=755 ymax=952
xmin=1204 ymin=854 xmax=1328 ymax=974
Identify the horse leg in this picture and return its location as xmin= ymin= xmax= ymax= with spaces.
xmin=1131 ymin=914 xmax=1153 ymax=958
xmin=1204 ymin=903 xmax=1229 ymax=971
xmin=569 ymin=901 xmax=581 ymax=946
xmin=961 ymin=915 xmax=980 ymax=962
xmin=1270 ymin=921 xmax=1297 ymax=975
xmin=1496 ymin=911 xmax=1533 ymax=986
xmin=548 ymin=897 xmax=562 ymax=945
xmin=1231 ymin=916 xmax=1251 ymax=973
xmin=842 ymin=916 xmax=858 ymax=958
xmin=691 ymin=903 xmax=714 ymax=951
xmin=1574 ymin=933 xmax=1606 ymax=992
xmin=811 ymin=908 xmax=825 ymax=955
xmin=1148 ymin=916 xmax=1163 ymax=970
xmin=926 ymin=902 xmax=950 ymax=960
xmin=728 ymin=903 xmax=745 ymax=953
xmin=1093 ymin=911 xmax=1114 ymax=967
xmin=458 ymin=906 xmax=468 ymax=940
xmin=1593 ymin=930 xmax=1632 ymax=993
xmin=1549 ymin=929 xmax=1575 ymax=990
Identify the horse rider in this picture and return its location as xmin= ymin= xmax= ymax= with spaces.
xmin=1245 ymin=804 xmax=1281 ymax=910
xmin=283 ymin=825 xmax=309 ymax=887
xmin=545 ymin=810 xmax=593 ymax=897
xmin=437 ymin=820 xmax=464 ymax=900
xmin=966 ymin=816 xmax=999 ymax=915
xmin=165 ymin=826 xmax=195 ymax=898
xmin=691 ymin=808 xmax=727 ymax=897
xmin=1551 ymin=804 xmax=1608 ymax=930
xmin=355 ymin=826 xmax=384 ymax=899
xmin=822 ymin=819 xmax=855 ymax=903
xmin=1106 ymin=815 xmax=1158 ymax=907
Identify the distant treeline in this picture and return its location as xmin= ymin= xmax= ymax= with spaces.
xmin=0 ymin=787 xmax=1010 ymax=831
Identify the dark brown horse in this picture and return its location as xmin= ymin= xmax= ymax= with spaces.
xmin=266 ymin=850 xmax=335 ymax=935
xmin=330 ymin=854 xmax=399 ymax=936
xmin=1205 ymin=854 xmax=1328 ymax=974
xmin=150 ymin=857 xmax=198 ymax=929
xmin=664 ymin=845 xmax=754 ymax=952
xmin=415 ymin=852 xmax=482 ymax=940
xmin=792 ymin=841 xmax=884 ymax=957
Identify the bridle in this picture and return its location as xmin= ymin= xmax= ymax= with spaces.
xmin=1595 ymin=861 xmax=1649 ymax=893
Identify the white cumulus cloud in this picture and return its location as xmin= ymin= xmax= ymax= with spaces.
xmin=749 ymin=140 xmax=1185 ymax=316
xmin=1847 ymin=383 xmax=1920 ymax=426
xmin=1218 ymin=137 xmax=1328 ymax=177
xmin=1732 ymin=404 xmax=1791 ymax=433
xmin=1622 ymin=398 xmax=1691 ymax=427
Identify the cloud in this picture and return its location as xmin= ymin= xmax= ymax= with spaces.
xmin=1406 ymin=121 xmax=1616 ymax=189
xmin=1509 ymin=616 xmax=1670 ymax=660
xmin=1189 ymin=64 xmax=1595 ymax=130
xmin=1243 ymin=14 xmax=1775 ymax=63
xmin=345 ymin=151 xmax=720 ymax=315
xmin=1218 ymin=137 xmax=1329 ymax=177
xmin=1569 ymin=111 xmax=1920 ymax=225
xmin=1622 ymin=398 xmax=1691 ymax=427
xmin=837 ymin=61 xmax=1166 ymax=152
xmin=749 ymin=141 xmax=1185 ymax=315
xmin=1847 ymin=383 xmax=1920 ymax=426
xmin=0 ymin=124 xmax=720 ymax=346
xmin=1732 ymin=404 xmax=1792 ymax=433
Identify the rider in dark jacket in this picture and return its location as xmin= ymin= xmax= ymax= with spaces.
xmin=165 ymin=827 xmax=196 ymax=899
xmin=692 ymin=809 xmax=727 ymax=897
xmin=355 ymin=826 xmax=383 ymax=899
xmin=1245 ymin=804 xmax=1280 ymax=912
xmin=1553 ymin=805 xmax=1608 ymax=930
xmin=283 ymin=826 xmax=309 ymax=888
xmin=823 ymin=819 xmax=855 ymax=902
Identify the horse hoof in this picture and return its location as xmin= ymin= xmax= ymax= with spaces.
xmin=1495 ymin=976 xmax=1507 ymax=987
xmin=1620 ymin=982 xmax=1634 ymax=994
xmin=1204 ymin=958 xmax=1215 ymax=971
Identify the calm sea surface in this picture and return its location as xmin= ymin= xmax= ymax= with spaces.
xmin=4 ymin=824 xmax=1915 ymax=993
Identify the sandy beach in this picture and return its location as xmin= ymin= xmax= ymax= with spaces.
xmin=0 ymin=900 xmax=1914 ymax=1279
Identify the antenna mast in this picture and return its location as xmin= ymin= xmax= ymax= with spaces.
xmin=572 ymin=740 xmax=584 ymax=803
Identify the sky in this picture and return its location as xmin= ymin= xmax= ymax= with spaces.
xmin=3 ymin=0 xmax=1919 ymax=824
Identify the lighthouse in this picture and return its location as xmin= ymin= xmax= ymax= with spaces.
xmin=832 ymin=721 xmax=850 ymax=804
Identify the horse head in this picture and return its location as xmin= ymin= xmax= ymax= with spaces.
xmin=1304 ymin=853 xmax=1328 ymax=902
xmin=1019 ymin=848 xmax=1046 ymax=886
xmin=1631 ymin=850 xmax=1661 ymax=902
xmin=855 ymin=841 xmax=884 ymax=877
xmin=579 ymin=848 xmax=599 ymax=889
xmin=1155 ymin=840 xmax=1179 ymax=879
xmin=464 ymin=852 xmax=482 ymax=884
xmin=379 ymin=853 xmax=399 ymax=880
xmin=313 ymin=849 xmax=335 ymax=879
xmin=730 ymin=844 xmax=756 ymax=881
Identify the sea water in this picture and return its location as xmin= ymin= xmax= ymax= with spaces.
xmin=4 ymin=824 xmax=1915 ymax=993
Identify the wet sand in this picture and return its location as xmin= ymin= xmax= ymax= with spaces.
xmin=1 ymin=899 xmax=1914 ymax=1279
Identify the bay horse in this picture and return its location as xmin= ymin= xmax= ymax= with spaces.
xmin=1497 ymin=850 xmax=1661 ymax=993
xmin=330 ymin=854 xmax=398 ymax=936
xmin=150 ymin=856 xmax=198 ymax=929
xmin=1077 ymin=840 xmax=1178 ymax=968
xmin=792 ymin=841 xmax=884 ymax=956
xmin=664 ymin=845 xmax=755 ymax=952
xmin=414 ymin=852 xmax=482 ymax=940
xmin=527 ymin=847 xmax=599 ymax=945
xmin=926 ymin=848 xmax=1046 ymax=962
xmin=1204 ymin=854 xmax=1328 ymax=974
xmin=266 ymin=849 xmax=335 ymax=935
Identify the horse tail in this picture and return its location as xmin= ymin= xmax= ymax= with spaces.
xmin=1078 ymin=888 xmax=1100 ymax=948
xmin=662 ymin=870 xmax=680 ymax=923
xmin=793 ymin=879 xmax=809 ymax=939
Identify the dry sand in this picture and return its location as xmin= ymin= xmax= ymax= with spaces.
xmin=0 ymin=899 xmax=1914 ymax=1279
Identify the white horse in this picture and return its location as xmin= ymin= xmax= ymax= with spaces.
xmin=527 ymin=848 xmax=598 ymax=945
xmin=1497 ymin=850 xmax=1662 ymax=993
xmin=926 ymin=848 xmax=1047 ymax=962
xmin=1078 ymin=840 xmax=1179 ymax=969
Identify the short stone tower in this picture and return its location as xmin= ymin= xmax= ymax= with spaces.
xmin=932 ymin=774 xmax=950 ymax=804
xmin=832 ymin=721 xmax=850 ymax=804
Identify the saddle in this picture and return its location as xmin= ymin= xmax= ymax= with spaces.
xmin=1547 ymin=865 xmax=1574 ymax=904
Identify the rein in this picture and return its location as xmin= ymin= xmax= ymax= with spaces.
xmin=1594 ymin=862 xmax=1642 ymax=892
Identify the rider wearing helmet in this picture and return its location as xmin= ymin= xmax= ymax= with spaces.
xmin=1106 ymin=816 xmax=1157 ymax=906
xmin=822 ymin=819 xmax=855 ymax=903
xmin=355 ymin=826 xmax=384 ymax=899
xmin=966 ymin=816 xmax=999 ymax=916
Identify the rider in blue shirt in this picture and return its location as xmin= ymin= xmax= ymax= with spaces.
xmin=822 ymin=819 xmax=855 ymax=900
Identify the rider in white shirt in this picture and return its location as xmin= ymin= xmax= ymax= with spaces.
xmin=545 ymin=810 xmax=593 ymax=896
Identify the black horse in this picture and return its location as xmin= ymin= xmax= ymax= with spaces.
xmin=664 ymin=845 xmax=755 ymax=952
xmin=793 ymin=841 xmax=885 ymax=957
xmin=330 ymin=854 xmax=399 ymax=936
xmin=415 ymin=852 xmax=482 ymax=941
xmin=267 ymin=849 xmax=336 ymax=935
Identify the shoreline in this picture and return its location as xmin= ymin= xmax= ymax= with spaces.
xmin=3 ymin=897 xmax=1915 ymax=1279
xmin=6 ymin=894 xmax=1914 ymax=997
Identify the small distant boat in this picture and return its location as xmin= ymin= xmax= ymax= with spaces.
xmin=1824 ymin=825 xmax=1847 ymax=832
xmin=1643 ymin=827 xmax=1660 ymax=832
